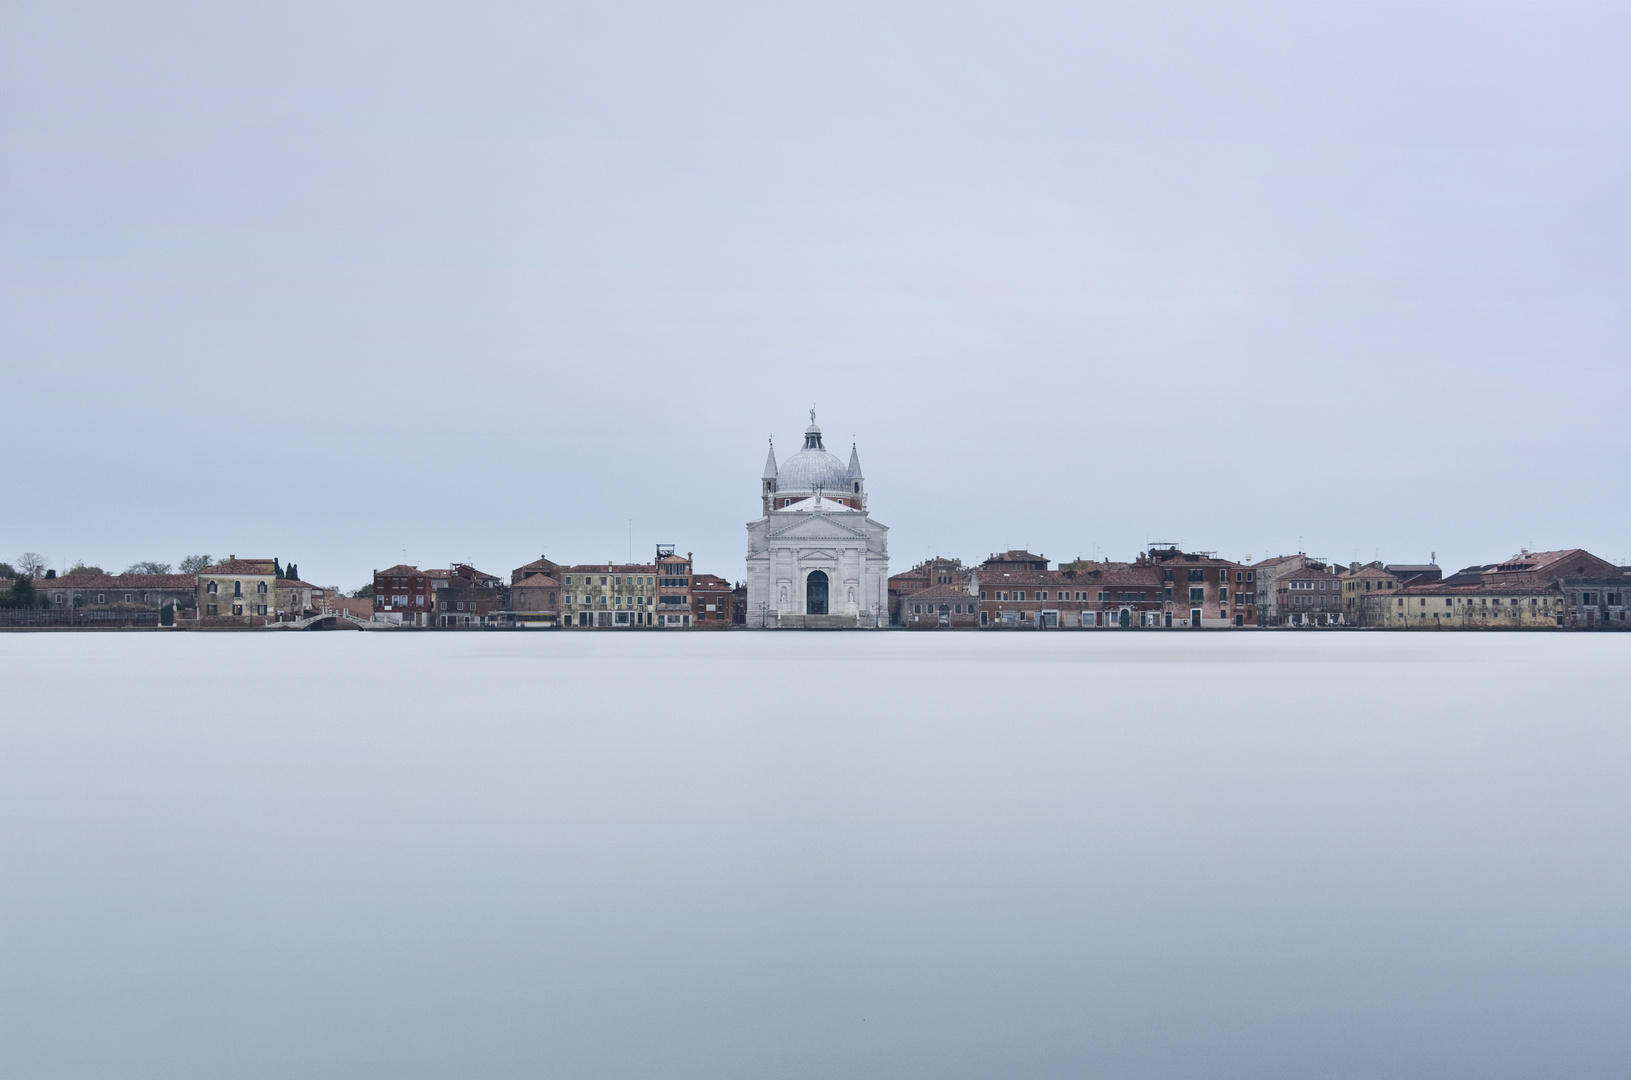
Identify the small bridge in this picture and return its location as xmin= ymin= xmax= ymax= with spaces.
xmin=267 ymin=611 xmax=392 ymax=631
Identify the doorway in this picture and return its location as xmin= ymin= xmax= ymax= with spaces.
xmin=1190 ymin=608 xmax=1202 ymax=627
xmin=806 ymin=570 xmax=829 ymax=615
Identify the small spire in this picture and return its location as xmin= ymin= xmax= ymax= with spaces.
xmin=762 ymin=438 xmax=778 ymax=480
xmin=847 ymin=442 xmax=863 ymax=480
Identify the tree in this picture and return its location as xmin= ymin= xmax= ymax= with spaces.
xmin=66 ymin=561 xmax=105 ymax=576
xmin=178 ymin=555 xmax=212 ymax=575
xmin=352 ymin=583 xmax=374 ymax=598
xmin=0 ymin=562 xmax=14 ymax=579
xmin=16 ymin=552 xmax=47 ymax=577
xmin=2 ymin=576 xmax=43 ymax=609
xmin=125 ymin=561 xmax=173 ymax=575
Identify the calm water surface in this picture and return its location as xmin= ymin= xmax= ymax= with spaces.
xmin=3 ymin=631 xmax=1629 ymax=1078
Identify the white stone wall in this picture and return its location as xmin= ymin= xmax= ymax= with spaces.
xmin=746 ymin=509 xmax=889 ymax=627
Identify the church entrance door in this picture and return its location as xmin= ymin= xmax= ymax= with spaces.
xmin=806 ymin=570 xmax=829 ymax=615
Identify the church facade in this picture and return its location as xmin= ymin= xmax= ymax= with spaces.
xmin=746 ymin=413 xmax=889 ymax=628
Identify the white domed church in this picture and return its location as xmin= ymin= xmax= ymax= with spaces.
xmin=746 ymin=411 xmax=889 ymax=627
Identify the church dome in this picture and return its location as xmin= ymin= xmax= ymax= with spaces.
xmin=776 ymin=417 xmax=852 ymax=494
xmin=778 ymin=448 xmax=852 ymax=494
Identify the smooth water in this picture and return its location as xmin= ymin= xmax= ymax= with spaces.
xmin=2 ymin=631 xmax=1629 ymax=1078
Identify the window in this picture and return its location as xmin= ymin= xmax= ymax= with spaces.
xmin=207 ymin=581 xmax=218 ymax=594
xmin=1190 ymin=588 xmax=1205 ymax=604
xmin=1037 ymin=592 xmax=1048 ymax=601
xmin=257 ymin=581 xmax=267 ymax=594
xmin=1219 ymin=569 xmax=1228 ymax=582
xmin=124 ymin=593 xmax=132 ymax=602
xmin=233 ymin=581 xmax=243 ymax=597
xmin=1188 ymin=569 xmax=1204 ymax=582
xmin=1246 ymin=571 xmax=1253 ymax=582
xmin=1098 ymin=591 xmax=1109 ymax=602
xmin=980 ymin=591 xmax=987 ymax=600
xmin=1016 ymin=592 xmax=1026 ymax=601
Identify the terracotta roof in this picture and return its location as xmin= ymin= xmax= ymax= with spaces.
xmin=1339 ymin=565 xmax=1394 ymax=578
xmin=276 ymin=578 xmax=319 ymax=589
xmin=1372 ymin=581 xmax=1562 ymax=598
xmin=513 ymin=573 xmax=560 ymax=589
xmin=692 ymin=574 xmax=732 ymax=590
xmin=905 ymin=584 xmax=972 ymax=600
xmin=201 ymin=559 xmax=277 ymax=575
xmin=1251 ymin=554 xmax=1308 ymax=568
xmin=985 ymin=550 xmax=1047 ymax=564
xmin=39 ymin=573 xmax=195 ymax=590
xmin=376 ymin=564 xmax=419 ymax=576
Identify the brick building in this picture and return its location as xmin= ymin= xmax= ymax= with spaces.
xmin=968 ymin=558 xmax=1168 ymax=627
xmin=691 ymin=573 xmax=734 ymax=627
xmin=374 ymin=564 xmax=439 ymax=626
xmin=433 ymin=564 xmax=507 ymax=628
xmin=901 ymin=584 xmax=980 ymax=628
xmin=1147 ymin=548 xmax=1255 ymax=627
xmin=887 ymin=556 xmax=967 ymax=625
xmin=510 ymin=572 xmax=562 ymax=627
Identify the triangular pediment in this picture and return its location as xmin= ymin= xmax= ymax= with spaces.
xmin=768 ymin=513 xmax=869 ymax=542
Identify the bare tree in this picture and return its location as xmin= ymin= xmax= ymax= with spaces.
xmin=16 ymin=552 xmax=47 ymax=577
xmin=178 ymin=554 xmax=212 ymax=575
xmin=125 ymin=561 xmax=174 ymax=575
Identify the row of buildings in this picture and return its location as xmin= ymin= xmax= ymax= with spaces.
xmin=371 ymin=546 xmax=743 ymax=629
xmin=0 ymin=549 xmax=748 ymax=630
xmin=885 ymin=546 xmax=1628 ymax=630
xmin=0 ymin=557 xmax=376 ymax=628
xmin=6 ymin=411 xmax=1625 ymax=631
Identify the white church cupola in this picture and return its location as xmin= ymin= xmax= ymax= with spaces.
xmin=745 ymin=409 xmax=890 ymax=628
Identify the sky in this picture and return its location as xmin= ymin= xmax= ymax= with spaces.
xmin=3 ymin=1 xmax=1628 ymax=589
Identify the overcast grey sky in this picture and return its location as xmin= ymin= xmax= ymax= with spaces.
xmin=4 ymin=2 xmax=1628 ymax=588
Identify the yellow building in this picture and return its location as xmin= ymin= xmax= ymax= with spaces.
xmin=1339 ymin=564 xmax=1398 ymax=626
xmin=1360 ymin=585 xmax=1564 ymax=628
xmin=561 ymin=564 xmax=658 ymax=628
xmin=196 ymin=558 xmax=278 ymax=622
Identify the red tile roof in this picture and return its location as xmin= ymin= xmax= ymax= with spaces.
xmin=201 ymin=559 xmax=278 ymax=575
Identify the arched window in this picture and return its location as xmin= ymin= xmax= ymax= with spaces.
xmin=233 ymin=581 xmax=243 ymax=597
xmin=206 ymin=581 xmax=218 ymax=594
xmin=256 ymin=581 xmax=267 ymax=594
